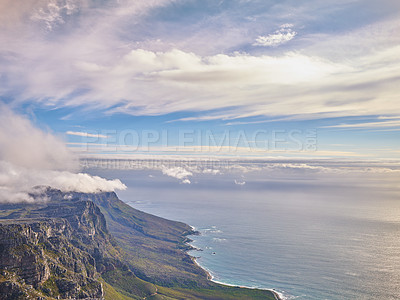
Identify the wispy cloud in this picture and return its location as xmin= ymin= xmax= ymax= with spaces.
xmin=30 ymin=0 xmax=80 ymax=30
xmin=71 ymin=142 xmax=368 ymax=159
xmin=2 ymin=28 xmax=400 ymax=122
xmin=66 ymin=131 xmax=109 ymax=138
xmin=253 ymin=24 xmax=297 ymax=47
xmin=1 ymin=0 xmax=400 ymax=127
xmin=323 ymin=119 xmax=400 ymax=129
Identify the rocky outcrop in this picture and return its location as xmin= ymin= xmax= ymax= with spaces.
xmin=0 ymin=196 xmax=118 ymax=300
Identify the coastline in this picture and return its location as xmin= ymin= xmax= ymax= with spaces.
xmin=187 ymin=226 xmax=285 ymax=300
xmin=191 ymin=256 xmax=284 ymax=300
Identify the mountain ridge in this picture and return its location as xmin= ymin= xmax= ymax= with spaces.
xmin=0 ymin=188 xmax=277 ymax=300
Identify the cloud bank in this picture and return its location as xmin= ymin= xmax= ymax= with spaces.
xmin=0 ymin=106 xmax=126 ymax=203
xmin=0 ymin=161 xmax=126 ymax=203
xmin=0 ymin=106 xmax=77 ymax=171
xmin=0 ymin=0 xmax=399 ymax=123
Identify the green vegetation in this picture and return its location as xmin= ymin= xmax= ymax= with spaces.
xmin=0 ymin=189 xmax=277 ymax=299
xmin=41 ymin=277 xmax=60 ymax=297
xmin=102 ymin=280 xmax=138 ymax=300
xmin=91 ymin=192 xmax=277 ymax=299
xmin=89 ymin=192 xmax=210 ymax=287
xmin=102 ymin=268 xmax=156 ymax=299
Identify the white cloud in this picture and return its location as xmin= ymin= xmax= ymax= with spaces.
xmin=0 ymin=105 xmax=77 ymax=171
xmin=323 ymin=119 xmax=400 ymax=129
xmin=0 ymin=106 xmax=126 ymax=203
xmin=161 ymin=166 xmax=193 ymax=183
xmin=66 ymin=131 xmax=109 ymax=138
xmin=30 ymin=0 xmax=80 ymax=30
xmin=253 ymin=24 xmax=297 ymax=47
xmin=1 ymin=0 xmax=400 ymax=123
xmin=3 ymin=40 xmax=400 ymax=121
xmin=0 ymin=161 xmax=126 ymax=203
xmin=234 ymin=179 xmax=246 ymax=186
xmin=0 ymin=0 xmax=173 ymax=29
xmin=202 ymin=169 xmax=220 ymax=175
xmin=81 ymin=157 xmax=400 ymax=176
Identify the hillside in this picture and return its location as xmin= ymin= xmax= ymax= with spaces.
xmin=0 ymin=188 xmax=277 ymax=300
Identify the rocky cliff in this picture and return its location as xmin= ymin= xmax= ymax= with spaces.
xmin=0 ymin=190 xmax=125 ymax=300
xmin=0 ymin=188 xmax=277 ymax=300
xmin=0 ymin=219 xmax=103 ymax=299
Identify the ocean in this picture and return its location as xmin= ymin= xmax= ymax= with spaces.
xmin=88 ymin=162 xmax=400 ymax=300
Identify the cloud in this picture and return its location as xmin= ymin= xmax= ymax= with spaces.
xmin=0 ymin=0 xmax=172 ymax=30
xmin=234 ymin=179 xmax=246 ymax=186
xmin=161 ymin=166 xmax=193 ymax=183
xmin=0 ymin=106 xmax=126 ymax=203
xmin=0 ymin=161 xmax=126 ymax=203
xmin=0 ymin=105 xmax=77 ymax=171
xmin=323 ymin=119 xmax=400 ymax=129
xmin=30 ymin=0 xmax=80 ymax=30
xmin=66 ymin=131 xmax=109 ymax=138
xmin=82 ymin=157 xmax=400 ymax=177
xmin=1 ymin=0 xmax=400 ymax=124
xmin=253 ymin=24 xmax=297 ymax=47
xmin=3 ymin=39 xmax=400 ymax=122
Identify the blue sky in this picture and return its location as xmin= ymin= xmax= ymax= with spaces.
xmin=1 ymin=0 xmax=400 ymax=159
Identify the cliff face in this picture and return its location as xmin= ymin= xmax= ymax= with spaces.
xmin=0 ymin=219 xmax=103 ymax=299
xmin=0 ymin=194 xmax=119 ymax=300
xmin=0 ymin=188 xmax=277 ymax=300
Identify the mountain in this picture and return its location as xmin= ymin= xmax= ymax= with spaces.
xmin=71 ymin=191 xmax=210 ymax=287
xmin=0 ymin=187 xmax=278 ymax=300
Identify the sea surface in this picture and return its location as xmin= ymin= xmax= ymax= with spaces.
xmin=88 ymin=165 xmax=400 ymax=300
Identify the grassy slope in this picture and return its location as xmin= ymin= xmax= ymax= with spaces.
xmin=91 ymin=192 xmax=276 ymax=300
xmin=90 ymin=192 xmax=209 ymax=287
xmin=103 ymin=281 xmax=137 ymax=300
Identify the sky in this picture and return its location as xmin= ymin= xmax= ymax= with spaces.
xmin=0 ymin=0 xmax=400 ymax=160
xmin=2 ymin=5 xmax=400 ymax=298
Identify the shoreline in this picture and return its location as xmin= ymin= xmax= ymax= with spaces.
xmin=191 ymin=256 xmax=284 ymax=300
xmin=187 ymin=226 xmax=285 ymax=300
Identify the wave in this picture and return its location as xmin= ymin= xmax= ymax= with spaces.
xmin=187 ymin=228 xmax=290 ymax=300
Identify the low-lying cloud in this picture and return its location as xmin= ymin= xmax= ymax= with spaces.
xmin=161 ymin=166 xmax=193 ymax=184
xmin=0 ymin=105 xmax=77 ymax=171
xmin=0 ymin=106 xmax=126 ymax=203
xmin=0 ymin=161 xmax=126 ymax=203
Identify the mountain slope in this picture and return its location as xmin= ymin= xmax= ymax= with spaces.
xmin=0 ymin=188 xmax=277 ymax=300
xmin=0 ymin=189 xmax=157 ymax=299
xmin=73 ymin=191 xmax=209 ymax=287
